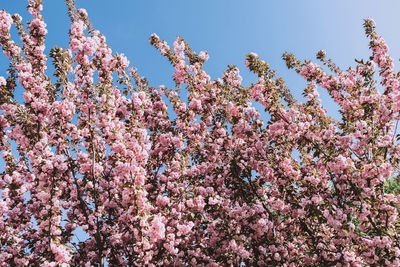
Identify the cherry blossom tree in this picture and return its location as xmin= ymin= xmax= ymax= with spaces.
xmin=0 ymin=0 xmax=399 ymax=266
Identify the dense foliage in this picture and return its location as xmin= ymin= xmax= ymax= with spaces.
xmin=0 ymin=0 xmax=399 ymax=266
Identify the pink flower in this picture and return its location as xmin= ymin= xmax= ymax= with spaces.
xmin=156 ymin=195 xmax=170 ymax=207
xmin=50 ymin=243 xmax=72 ymax=263
xmin=0 ymin=11 xmax=12 ymax=35
xmin=77 ymin=8 xmax=88 ymax=18
xmin=188 ymin=98 xmax=202 ymax=111
xmin=199 ymin=51 xmax=209 ymax=61
xmin=150 ymin=216 xmax=166 ymax=242
xmin=0 ymin=76 xmax=6 ymax=86
xmin=28 ymin=18 xmax=47 ymax=36
xmin=70 ymin=20 xmax=85 ymax=37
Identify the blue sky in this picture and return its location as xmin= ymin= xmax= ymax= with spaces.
xmin=1 ymin=1 xmax=400 ymax=119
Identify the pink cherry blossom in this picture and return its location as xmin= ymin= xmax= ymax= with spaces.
xmin=0 ymin=2 xmax=399 ymax=266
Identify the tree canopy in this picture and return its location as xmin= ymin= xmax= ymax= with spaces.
xmin=0 ymin=1 xmax=399 ymax=266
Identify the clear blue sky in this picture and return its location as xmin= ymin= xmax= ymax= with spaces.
xmin=1 ymin=1 xmax=400 ymax=116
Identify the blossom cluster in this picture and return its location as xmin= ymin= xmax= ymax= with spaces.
xmin=0 ymin=1 xmax=399 ymax=266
